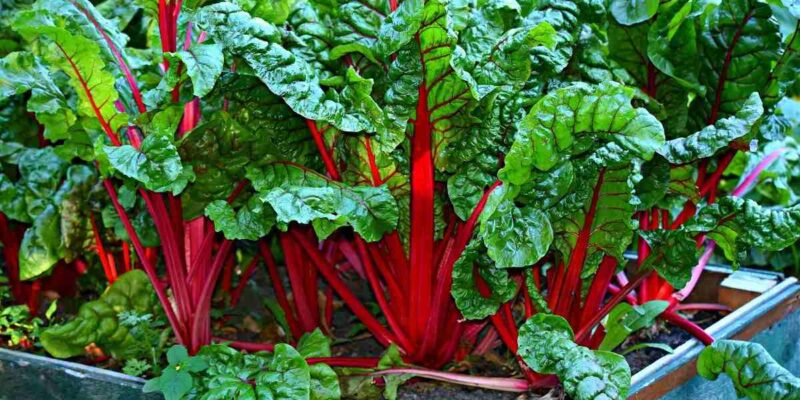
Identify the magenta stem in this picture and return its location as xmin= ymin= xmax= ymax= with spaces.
xmin=661 ymin=310 xmax=714 ymax=345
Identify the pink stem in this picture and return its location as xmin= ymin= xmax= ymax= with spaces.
xmin=672 ymin=303 xmax=732 ymax=312
xmin=615 ymin=271 xmax=629 ymax=287
xmin=372 ymin=369 xmax=532 ymax=392
xmin=672 ymin=243 xmax=716 ymax=303
xmin=732 ymin=148 xmax=787 ymax=197
xmin=307 ymin=357 xmax=380 ymax=368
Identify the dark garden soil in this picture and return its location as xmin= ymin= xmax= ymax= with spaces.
xmin=396 ymin=382 xmax=547 ymax=400
xmin=622 ymin=311 xmax=723 ymax=374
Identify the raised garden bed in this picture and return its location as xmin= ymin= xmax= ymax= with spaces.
xmin=1 ymin=268 xmax=797 ymax=400
xmin=630 ymin=273 xmax=800 ymax=399
xmin=3 ymin=0 xmax=800 ymax=399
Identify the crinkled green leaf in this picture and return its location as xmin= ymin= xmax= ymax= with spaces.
xmin=447 ymin=164 xmax=494 ymax=221
xmin=179 ymin=78 xmax=314 ymax=218
xmin=195 ymin=2 xmax=389 ymax=134
xmin=521 ymin=0 xmax=589 ymax=73
xmin=525 ymin=267 xmax=551 ymax=314
xmin=103 ymin=133 xmax=191 ymax=193
xmin=323 ymin=0 xmax=388 ymax=54
xmin=478 ymin=185 xmax=553 ymax=268
xmin=40 ymin=270 xmax=157 ymax=359
xmin=247 ymin=163 xmax=398 ymax=242
xmin=374 ymin=0 xmax=423 ymax=59
xmin=659 ymin=93 xmax=764 ymax=163
xmin=501 ymin=82 xmax=664 ymax=182
xmin=204 ymin=197 xmax=275 ymax=241
xmin=0 ymin=147 xmax=67 ymax=223
xmin=297 ymin=329 xmax=331 ymax=358
xmin=135 ymin=105 xmax=183 ymax=138
xmin=23 ymin=0 xmax=140 ymax=117
xmin=689 ymin=196 xmax=800 ymax=265
xmin=691 ymin=0 xmax=781 ymax=126
xmin=763 ymin=18 xmax=800 ymax=107
xmin=254 ymin=343 xmax=312 ymax=400
xmin=636 ymin=157 xmax=670 ymax=210
xmin=518 ymin=314 xmax=631 ymax=400
xmin=639 ymin=229 xmax=701 ymax=289
xmin=19 ymin=204 xmax=61 ymax=280
xmin=286 ymin=1 xmax=337 ymax=73
xmin=516 ymin=160 xmax=576 ymax=209
xmin=13 ymin=8 xmax=128 ymax=133
xmin=551 ymin=164 xmax=638 ymax=278
xmin=451 ymin=238 xmax=517 ymax=320
xmin=404 ymin=0 xmax=480 ymax=171
xmin=236 ymin=0 xmax=296 ymax=24
xmin=297 ymin=330 xmax=340 ymax=400
xmin=0 ymin=51 xmax=75 ymax=139
xmin=200 ymin=375 xmax=256 ymax=400
xmin=645 ymin=0 xmax=704 ymax=92
xmin=452 ymin=21 xmax=557 ymax=99
xmin=698 ymin=340 xmax=800 ymax=400
xmin=667 ymin=163 xmax=701 ymax=204
xmin=51 ymin=165 xmax=95 ymax=263
xmin=18 ymin=162 xmax=94 ymax=281
xmin=31 ymin=0 xmax=131 ymax=68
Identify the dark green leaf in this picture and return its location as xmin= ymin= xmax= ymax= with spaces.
xmin=659 ymin=93 xmax=763 ymax=163
xmin=204 ymin=197 xmax=275 ymax=241
xmin=518 ymin=314 xmax=631 ymax=400
xmin=40 ymin=270 xmax=158 ymax=359
xmin=688 ymin=196 xmax=800 ymax=265
xmin=451 ymin=239 xmax=516 ymax=320
xmin=639 ymin=229 xmax=701 ymax=289
xmin=247 ymin=163 xmax=398 ymax=242
xmin=254 ymin=343 xmax=312 ymax=399
xmin=195 ymin=2 xmax=390 ymax=135
xmin=478 ymin=185 xmax=553 ymax=268
xmin=698 ymin=340 xmax=800 ymax=400
xmin=104 ymin=134 xmax=192 ymax=193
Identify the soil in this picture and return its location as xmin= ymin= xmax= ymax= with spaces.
xmin=396 ymin=382 xmax=551 ymax=400
xmin=622 ymin=311 xmax=723 ymax=374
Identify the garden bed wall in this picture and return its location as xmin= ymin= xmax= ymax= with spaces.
xmin=0 ymin=348 xmax=157 ymax=400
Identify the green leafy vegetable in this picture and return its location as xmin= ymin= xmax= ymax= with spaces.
xmin=501 ymin=82 xmax=664 ymax=182
xmin=518 ymin=314 xmax=631 ymax=400
xmin=698 ymin=340 xmax=800 ymax=400
xmin=599 ymin=300 xmax=669 ymax=351
xmin=40 ymin=270 xmax=158 ymax=359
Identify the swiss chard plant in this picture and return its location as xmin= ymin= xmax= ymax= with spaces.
xmin=3 ymin=0 xmax=800 ymax=398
